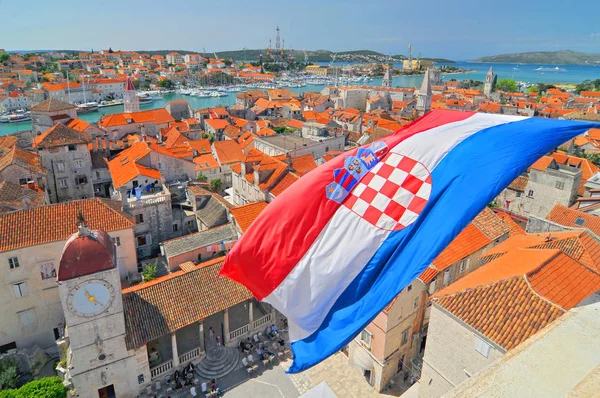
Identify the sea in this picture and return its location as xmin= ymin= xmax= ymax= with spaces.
xmin=2 ymin=61 xmax=600 ymax=136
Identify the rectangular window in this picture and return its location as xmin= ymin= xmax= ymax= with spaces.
xmin=18 ymin=309 xmax=36 ymax=327
xmin=135 ymin=214 xmax=144 ymax=224
xmin=75 ymin=176 xmax=88 ymax=185
xmin=555 ymin=181 xmax=565 ymax=190
xmin=8 ymin=257 xmax=19 ymax=269
xmin=401 ymin=328 xmax=410 ymax=346
xmin=75 ymin=159 xmax=84 ymax=169
xmin=407 ymin=284 xmax=412 ymax=292
xmin=59 ymin=178 xmax=68 ymax=188
xmin=13 ymin=282 xmax=28 ymax=298
xmin=474 ymin=336 xmax=491 ymax=358
xmin=173 ymin=224 xmax=178 ymax=232
xmin=459 ymin=260 xmax=466 ymax=273
xmin=527 ymin=189 xmax=534 ymax=197
xmin=18 ymin=178 xmax=28 ymax=185
xmin=413 ymin=296 xmax=419 ymax=309
xmin=68 ymin=144 xmax=76 ymax=151
xmin=360 ymin=329 xmax=372 ymax=349
xmin=56 ymin=162 xmax=65 ymax=172
xmin=136 ymin=235 xmax=147 ymax=247
xmin=112 ymin=237 xmax=121 ymax=246
xmin=443 ymin=270 xmax=451 ymax=286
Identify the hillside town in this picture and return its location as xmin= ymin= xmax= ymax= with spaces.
xmin=1 ymin=43 xmax=600 ymax=398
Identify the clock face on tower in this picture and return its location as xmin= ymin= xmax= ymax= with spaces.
xmin=67 ymin=279 xmax=115 ymax=317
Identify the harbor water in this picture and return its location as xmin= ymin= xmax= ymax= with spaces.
xmin=2 ymin=62 xmax=600 ymax=136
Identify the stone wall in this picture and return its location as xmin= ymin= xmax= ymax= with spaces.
xmin=419 ymin=305 xmax=504 ymax=398
xmin=39 ymin=143 xmax=94 ymax=203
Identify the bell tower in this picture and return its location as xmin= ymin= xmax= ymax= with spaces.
xmin=416 ymin=68 xmax=432 ymax=115
xmin=57 ymin=220 xmax=140 ymax=397
xmin=123 ymin=77 xmax=140 ymax=114
xmin=484 ymin=67 xmax=494 ymax=97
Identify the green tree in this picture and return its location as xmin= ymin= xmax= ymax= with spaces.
xmin=575 ymin=80 xmax=595 ymax=95
xmin=491 ymin=74 xmax=498 ymax=92
xmin=0 ymin=53 xmax=10 ymax=64
xmin=0 ymin=360 xmax=18 ymax=390
xmin=210 ymin=179 xmax=223 ymax=193
xmin=202 ymin=132 xmax=215 ymax=144
xmin=0 ymin=376 xmax=68 ymax=398
xmin=158 ymin=79 xmax=173 ymax=89
xmin=142 ymin=261 xmax=158 ymax=282
xmin=196 ymin=174 xmax=208 ymax=182
xmin=495 ymin=79 xmax=518 ymax=92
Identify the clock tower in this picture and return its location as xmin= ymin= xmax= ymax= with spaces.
xmin=57 ymin=222 xmax=138 ymax=398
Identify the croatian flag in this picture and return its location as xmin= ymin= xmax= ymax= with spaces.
xmin=221 ymin=110 xmax=596 ymax=373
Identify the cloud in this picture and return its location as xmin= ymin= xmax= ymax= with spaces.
xmin=590 ymin=33 xmax=600 ymax=38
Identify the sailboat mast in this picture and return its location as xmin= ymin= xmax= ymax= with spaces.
xmin=82 ymin=75 xmax=87 ymax=103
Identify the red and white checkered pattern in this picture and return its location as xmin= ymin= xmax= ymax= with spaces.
xmin=344 ymin=152 xmax=432 ymax=231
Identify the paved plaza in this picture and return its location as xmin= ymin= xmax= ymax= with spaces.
xmin=140 ymin=343 xmax=411 ymax=397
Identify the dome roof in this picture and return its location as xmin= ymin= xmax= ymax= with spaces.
xmin=57 ymin=226 xmax=116 ymax=281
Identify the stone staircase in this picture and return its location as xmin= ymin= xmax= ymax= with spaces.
xmin=194 ymin=339 xmax=240 ymax=380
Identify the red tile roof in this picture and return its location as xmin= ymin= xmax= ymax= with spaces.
xmin=205 ymin=118 xmax=230 ymax=130
xmin=435 ymin=247 xmax=600 ymax=350
xmin=269 ymin=172 xmax=299 ymax=197
xmin=546 ymin=204 xmax=600 ymax=237
xmin=529 ymin=156 xmax=554 ymax=171
xmin=122 ymin=257 xmax=252 ymax=349
xmin=99 ymin=108 xmax=174 ymax=127
xmin=0 ymin=198 xmax=134 ymax=252
xmin=194 ymin=153 xmax=219 ymax=171
xmin=291 ymin=154 xmax=318 ymax=177
xmin=230 ymin=201 xmax=268 ymax=233
xmin=0 ymin=146 xmax=45 ymax=174
xmin=106 ymin=142 xmax=161 ymax=188
xmin=213 ymin=140 xmax=244 ymax=165
xmin=550 ymin=151 xmax=599 ymax=195
xmin=32 ymin=124 xmax=91 ymax=149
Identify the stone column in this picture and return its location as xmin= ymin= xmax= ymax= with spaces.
xmin=171 ymin=332 xmax=180 ymax=367
xmin=198 ymin=322 xmax=205 ymax=354
xmin=224 ymin=309 xmax=230 ymax=344
xmin=248 ymin=300 xmax=254 ymax=328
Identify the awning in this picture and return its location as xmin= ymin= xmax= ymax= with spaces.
xmin=353 ymin=347 xmax=374 ymax=371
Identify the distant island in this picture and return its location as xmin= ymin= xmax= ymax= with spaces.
xmin=471 ymin=50 xmax=600 ymax=66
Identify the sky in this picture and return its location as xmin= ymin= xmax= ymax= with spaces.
xmin=2 ymin=0 xmax=600 ymax=60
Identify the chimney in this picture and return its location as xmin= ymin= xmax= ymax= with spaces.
xmin=27 ymin=181 xmax=35 ymax=190
xmin=104 ymin=135 xmax=109 ymax=151
xmin=91 ymin=137 xmax=97 ymax=151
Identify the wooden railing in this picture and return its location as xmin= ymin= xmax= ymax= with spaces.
xmin=229 ymin=324 xmax=249 ymax=341
xmin=178 ymin=348 xmax=200 ymax=364
xmin=252 ymin=313 xmax=272 ymax=330
xmin=150 ymin=360 xmax=173 ymax=379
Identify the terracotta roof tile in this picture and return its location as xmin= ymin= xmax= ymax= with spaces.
xmin=290 ymin=154 xmax=318 ymax=177
xmin=194 ymin=153 xmax=219 ymax=171
xmin=269 ymin=171 xmax=298 ymax=197
xmin=32 ymin=124 xmax=91 ymax=149
xmin=0 ymin=146 xmax=46 ymax=174
xmin=0 ymin=181 xmax=45 ymax=210
xmin=99 ymin=108 xmax=174 ymax=127
xmin=213 ymin=140 xmax=244 ymax=165
xmin=29 ymin=98 xmax=76 ymax=112
xmin=546 ymin=204 xmax=600 ymax=237
xmin=122 ymin=258 xmax=251 ymax=349
xmin=106 ymin=142 xmax=161 ymax=188
xmin=230 ymin=201 xmax=268 ymax=233
xmin=508 ymin=176 xmax=528 ymax=191
xmin=0 ymin=198 xmax=134 ymax=252
xmin=495 ymin=212 xmax=525 ymax=237
xmin=529 ymin=156 xmax=554 ymax=172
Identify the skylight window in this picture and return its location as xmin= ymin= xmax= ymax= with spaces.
xmin=574 ymin=217 xmax=586 ymax=226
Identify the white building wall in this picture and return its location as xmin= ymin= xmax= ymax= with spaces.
xmin=0 ymin=228 xmax=137 ymax=350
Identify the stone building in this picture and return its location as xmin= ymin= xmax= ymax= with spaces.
xmin=57 ymin=225 xmax=140 ymax=398
xmin=419 ymin=235 xmax=600 ymax=398
xmin=123 ymin=77 xmax=140 ymax=114
xmin=98 ymin=109 xmax=175 ymax=141
xmin=416 ymin=68 xmax=432 ymax=114
xmin=30 ymin=98 xmax=77 ymax=136
xmin=160 ymin=223 xmax=237 ymax=271
xmin=32 ymin=124 xmax=94 ymax=203
xmin=0 ymin=199 xmax=137 ymax=353
xmin=496 ymin=156 xmax=581 ymax=219
xmin=483 ymin=67 xmax=494 ymax=97
xmin=0 ymin=146 xmax=47 ymax=189
xmin=165 ymin=100 xmax=193 ymax=120
xmin=254 ymin=134 xmax=344 ymax=159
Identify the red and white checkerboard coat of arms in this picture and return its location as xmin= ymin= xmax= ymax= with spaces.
xmin=343 ymin=152 xmax=432 ymax=231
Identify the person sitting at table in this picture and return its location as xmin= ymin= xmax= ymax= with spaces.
xmin=278 ymin=338 xmax=285 ymax=347
xmin=271 ymin=324 xmax=279 ymax=335
xmin=257 ymin=347 xmax=266 ymax=360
